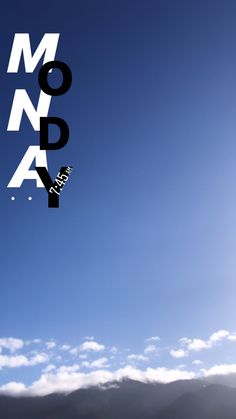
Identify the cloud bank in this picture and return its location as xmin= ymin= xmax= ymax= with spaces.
xmin=0 ymin=329 xmax=236 ymax=396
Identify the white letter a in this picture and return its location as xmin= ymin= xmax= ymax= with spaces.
xmin=8 ymin=146 xmax=48 ymax=188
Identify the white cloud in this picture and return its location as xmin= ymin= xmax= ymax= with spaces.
xmin=0 ymin=366 xmax=195 ymax=396
xmin=145 ymin=336 xmax=160 ymax=343
xmin=187 ymin=338 xmax=210 ymax=351
xmin=57 ymin=364 xmax=80 ymax=373
xmin=69 ymin=348 xmax=78 ymax=356
xmin=0 ymin=338 xmax=24 ymax=353
xmin=192 ymin=360 xmax=203 ymax=365
xmin=0 ymin=352 xmax=48 ymax=369
xmin=170 ymin=349 xmax=187 ymax=359
xmin=176 ymin=364 xmax=186 ymax=370
xmin=46 ymin=341 xmax=56 ymax=350
xmin=26 ymin=339 xmax=42 ymax=346
xmin=30 ymin=353 xmax=49 ymax=366
xmin=82 ymin=358 xmax=109 ymax=369
xmin=0 ymin=355 xmax=28 ymax=369
xmin=68 ymin=341 xmax=105 ymax=355
xmin=32 ymin=339 xmax=42 ymax=344
xmin=128 ymin=354 xmax=148 ymax=362
xmin=79 ymin=341 xmax=105 ymax=352
xmin=170 ymin=330 xmax=236 ymax=358
xmin=203 ymin=364 xmax=236 ymax=377
xmin=144 ymin=345 xmax=158 ymax=355
xmin=209 ymin=330 xmax=230 ymax=343
xmin=0 ymin=382 xmax=26 ymax=395
xmin=228 ymin=334 xmax=236 ymax=341
xmin=43 ymin=364 xmax=56 ymax=373
xmin=61 ymin=345 xmax=71 ymax=351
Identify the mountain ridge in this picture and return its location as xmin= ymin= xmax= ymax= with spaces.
xmin=0 ymin=378 xmax=236 ymax=418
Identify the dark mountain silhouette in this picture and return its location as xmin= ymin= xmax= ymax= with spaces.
xmin=0 ymin=379 xmax=236 ymax=419
xmin=206 ymin=373 xmax=236 ymax=388
xmin=158 ymin=383 xmax=236 ymax=419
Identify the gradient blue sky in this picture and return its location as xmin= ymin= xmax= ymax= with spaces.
xmin=1 ymin=0 xmax=236 ymax=392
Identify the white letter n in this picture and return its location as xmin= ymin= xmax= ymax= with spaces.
xmin=7 ymin=90 xmax=51 ymax=131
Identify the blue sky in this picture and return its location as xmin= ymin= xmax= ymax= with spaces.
xmin=1 ymin=0 xmax=236 ymax=393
